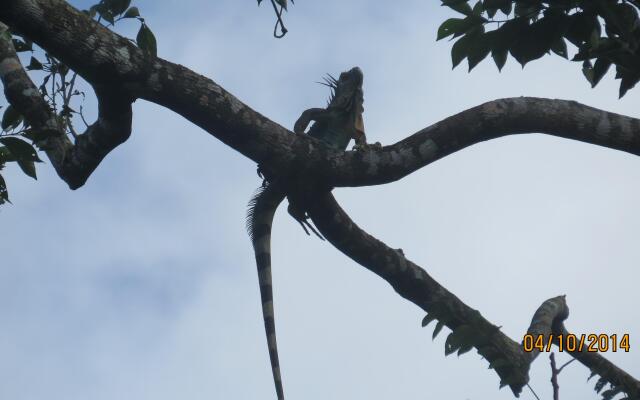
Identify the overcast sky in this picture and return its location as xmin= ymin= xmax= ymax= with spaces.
xmin=1 ymin=1 xmax=638 ymax=399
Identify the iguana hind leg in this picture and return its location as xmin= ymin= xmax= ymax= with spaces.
xmin=287 ymin=202 xmax=324 ymax=240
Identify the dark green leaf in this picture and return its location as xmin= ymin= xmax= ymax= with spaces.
xmin=441 ymin=0 xmax=472 ymax=16
xmin=592 ymin=57 xmax=612 ymax=87
xmin=100 ymin=9 xmax=115 ymax=25
xmin=88 ymin=4 xmax=100 ymax=18
xmin=550 ymin=37 xmax=567 ymax=59
xmin=601 ymin=387 xmax=622 ymax=400
xmin=492 ymin=48 xmax=508 ymax=70
xmin=499 ymin=2 xmax=512 ymax=16
xmin=582 ymin=60 xmax=595 ymax=85
xmin=457 ymin=343 xmax=474 ymax=356
xmin=0 ymin=137 xmax=41 ymax=162
xmin=0 ymin=173 xmax=10 ymax=204
xmin=444 ymin=332 xmax=461 ymax=356
xmin=123 ymin=6 xmax=140 ymax=18
xmin=16 ymin=159 xmax=37 ymax=179
xmin=421 ymin=313 xmax=437 ymax=327
xmin=471 ymin=1 xmax=483 ymax=16
xmin=437 ymin=18 xmax=465 ymax=40
xmin=600 ymin=3 xmax=639 ymax=38
xmin=437 ymin=16 xmax=484 ymax=40
xmin=136 ymin=23 xmax=157 ymax=57
xmin=275 ymin=0 xmax=287 ymax=11
xmin=105 ymin=0 xmax=131 ymax=15
xmin=565 ymin=12 xmax=599 ymax=47
xmin=594 ymin=377 xmax=607 ymax=393
xmin=432 ymin=320 xmax=445 ymax=340
xmin=619 ymin=71 xmax=640 ymax=98
xmin=12 ymin=38 xmax=32 ymax=52
xmin=0 ymin=146 xmax=15 ymax=163
xmin=1 ymin=105 xmax=23 ymax=131
xmin=467 ymin=30 xmax=490 ymax=71
xmin=514 ymin=1 xmax=541 ymax=18
xmin=451 ymin=34 xmax=471 ymax=68
xmin=483 ymin=0 xmax=510 ymax=14
xmin=26 ymin=56 xmax=43 ymax=71
xmin=510 ymin=14 xmax=568 ymax=67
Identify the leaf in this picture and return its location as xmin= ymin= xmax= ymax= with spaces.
xmin=549 ymin=37 xmax=567 ymax=59
xmin=432 ymin=320 xmax=445 ymax=340
xmin=565 ymin=12 xmax=599 ymax=47
xmin=619 ymin=71 xmax=640 ymax=98
xmin=457 ymin=343 xmax=474 ymax=356
xmin=136 ymin=23 xmax=157 ymax=57
xmin=26 ymin=56 xmax=43 ymax=71
xmin=437 ymin=18 xmax=466 ymax=40
xmin=1 ymin=105 xmax=23 ymax=131
xmin=492 ymin=48 xmax=508 ymax=71
xmin=467 ymin=29 xmax=490 ymax=71
xmin=123 ymin=6 xmax=140 ymax=18
xmin=17 ymin=159 xmax=37 ymax=179
xmin=592 ymin=57 xmax=612 ymax=88
xmin=12 ymin=38 xmax=32 ymax=52
xmin=444 ymin=332 xmax=462 ymax=355
xmin=594 ymin=376 xmax=607 ymax=393
xmin=100 ymin=9 xmax=115 ymax=25
xmin=275 ymin=0 xmax=287 ymax=11
xmin=499 ymin=2 xmax=512 ymax=16
xmin=483 ymin=0 xmax=510 ymax=14
xmin=601 ymin=387 xmax=622 ymax=400
xmin=421 ymin=313 xmax=437 ymax=327
xmin=0 ymin=146 xmax=16 ymax=163
xmin=441 ymin=0 xmax=472 ymax=16
xmin=510 ymin=14 xmax=568 ymax=67
xmin=0 ymin=173 xmax=10 ymax=204
xmin=105 ymin=0 xmax=131 ymax=15
xmin=451 ymin=34 xmax=471 ymax=68
xmin=582 ymin=61 xmax=595 ymax=85
xmin=0 ymin=137 xmax=41 ymax=162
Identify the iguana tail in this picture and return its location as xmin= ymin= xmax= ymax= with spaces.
xmin=246 ymin=183 xmax=287 ymax=400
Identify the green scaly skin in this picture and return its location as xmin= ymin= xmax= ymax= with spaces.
xmin=246 ymin=67 xmax=367 ymax=400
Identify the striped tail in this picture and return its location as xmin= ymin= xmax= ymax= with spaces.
xmin=246 ymin=183 xmax=287 ymax=400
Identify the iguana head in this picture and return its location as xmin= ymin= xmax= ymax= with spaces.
xmin=323 ymin=66 xmax=365 ymax=139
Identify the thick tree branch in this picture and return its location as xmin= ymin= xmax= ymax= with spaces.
xmin=323 ymin=97 xmax=640 ymax=187
xmin=0 ymin=21 xmax=132 ymax=188
xmin=305 ymin=192 xmax=640 ymax=397
xmin=4 ymin=1 xmax=640 ymax=191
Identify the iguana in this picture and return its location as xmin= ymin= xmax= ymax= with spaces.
xmin=246 ymin=66 xmax=369 ymax=400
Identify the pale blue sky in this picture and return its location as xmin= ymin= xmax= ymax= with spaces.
xmin=1 ymin=1 xmax=638 ymax=399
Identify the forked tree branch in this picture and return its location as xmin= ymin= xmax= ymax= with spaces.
xmin=0 ymin=21 xmax=132 ymax=188
xmin=305 ymin=192 xmax=640 ymax=396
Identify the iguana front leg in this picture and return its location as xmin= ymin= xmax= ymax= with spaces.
xmin=293 ymin=108 xmax=330 ymax=134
